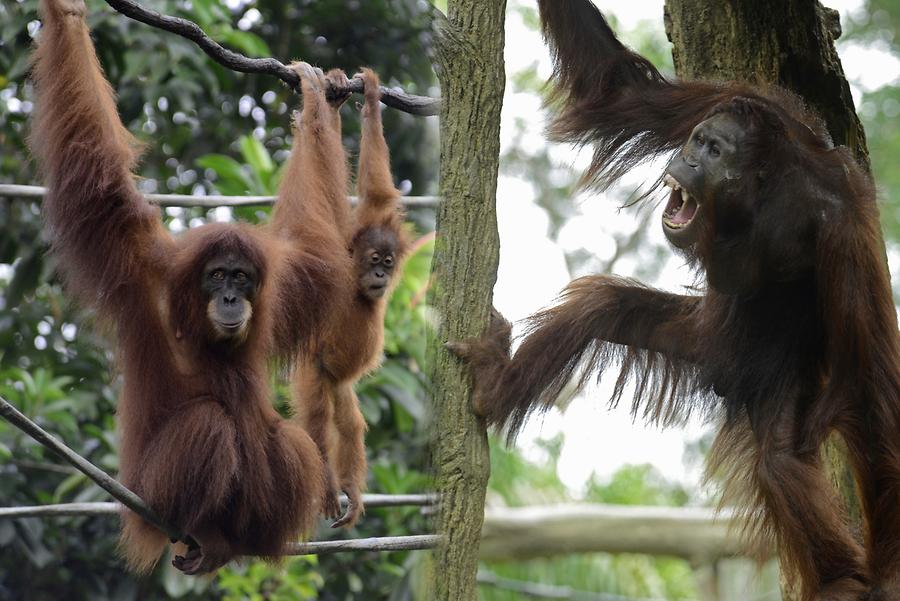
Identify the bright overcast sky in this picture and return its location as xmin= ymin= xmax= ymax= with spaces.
xmin=495 ymin=0 xmax=900 ymax=497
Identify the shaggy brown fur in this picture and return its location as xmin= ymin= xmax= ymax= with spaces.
xmin=451 ymin=2 xmax=900 ymax=600
xmin=30 ymin=0 xmax=354 ymax=575
xmin=291 ymin=69 xmax=410 ymax=528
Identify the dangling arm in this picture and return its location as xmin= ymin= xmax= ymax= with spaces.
xmin=537 ymin=0 xmax=742 ymax=189
xmin=267 ymin=64 xmax=353 ymax=357
xmin=31 ymin=0 xmax=171 ymax=318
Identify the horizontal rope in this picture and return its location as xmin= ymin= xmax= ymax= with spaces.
xmin=0 ymin=494 xmax=437 ymax=519
xmin=0 ymin=500 xmax=441 ymax=555
xmin=285 ymin=534 xmax=441 ymax=556
xmin=0 ymin=184 xmax=439 ymax=209
xmin=0 ymin=503 xmax=440 ymax=556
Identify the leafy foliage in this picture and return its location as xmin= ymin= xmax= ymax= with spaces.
xmin=217 ymin=557 xmax=323 ymax=601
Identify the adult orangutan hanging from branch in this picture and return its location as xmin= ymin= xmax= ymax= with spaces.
xmin=451 ymin=2 xmax=900 ymax=600
xmin=31 ymin=0 xmax=363 ymax=575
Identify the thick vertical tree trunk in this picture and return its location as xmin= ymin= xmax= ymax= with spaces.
xmin=664 ymin=0 xmax=868 ymax=165
xmin=664 ymin=1 xmax=869 ymax=598
xmin=428 ymin=2 xmax=507 ymax=599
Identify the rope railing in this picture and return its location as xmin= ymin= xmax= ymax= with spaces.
xmin=0 ymin=493 xmax=438 ymax=519
xmin=285 ymin=535 xmax=441 ymax=556
xmin=0 ymin=503 xmax=440 ymax=556
xmin=0 ymin=184 xmax=439 ymax=209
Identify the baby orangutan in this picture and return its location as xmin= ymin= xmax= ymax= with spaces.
xmin=292 ymin=68 xmax=410 ymax=528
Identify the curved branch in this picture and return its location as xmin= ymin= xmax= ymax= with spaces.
xmin=102 ymin=0 xmax=441 ymax=117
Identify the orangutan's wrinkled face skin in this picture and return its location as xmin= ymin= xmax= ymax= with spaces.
xmin=662 ymin=112 xmax=748 ymax=249
xmin=202 ymin=252 xmax=258 ymax=342
xmin=353 ymin=227 xmax=399 ymax=301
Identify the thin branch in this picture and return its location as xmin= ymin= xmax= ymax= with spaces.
xmin=0 ymin=185 xmax=439 ymax=209
xmin=0 ymin=495 xmax=438 ymax=519
xmin=0 ymin=502 xmax=120 ymax=519
xmin=0 ymin=395 xmax=193 ymax=546
xmin=601 ymin=209 xmax=654 ymax=274
xmin=285 ymin=534 xmax=441 ymax=556
xmin=356 ymin=493 xmax=439 ymax=508
xmin=101 ymin=0 xmax=440 ymax=117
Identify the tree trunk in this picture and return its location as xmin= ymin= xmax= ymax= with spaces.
xmin=664 ymin=1 xmax=868 ymax=598
xmin=664 ymin=0 xmax=868 ymax=166
xmin=428 ymin=2 xmax=507 ymax=599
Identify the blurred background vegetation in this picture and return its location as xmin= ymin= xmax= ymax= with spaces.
xmin=0 ymin=0 xmax=436 ymax=599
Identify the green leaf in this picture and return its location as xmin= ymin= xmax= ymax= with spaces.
xmin=196 ymin=154 xmax=255 ymax=195
xmin=7 ymin=52 xmax=31 ymax=82
xmin=239 ymin=135 xmax=275 ymax=178
xmin=16 ymin=519 xmax=54 ymax=568
xmin=216 ymin=29 xmax=271 ymax=58
xmin=53 ymin=472 xmax=87 ymax=503
xmin=186 ymin=0 xmax=216 ymax=26
xmin=43 ymin=410 xmax=78 ymax=437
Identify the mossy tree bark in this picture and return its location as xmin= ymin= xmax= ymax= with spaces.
xmin=664 ymin=1 xmax=869 ymax=598
xmin=428 ymin=1 xmax=507 ymax=599
xmin=664 ymin=0 xmax=868 ymax=165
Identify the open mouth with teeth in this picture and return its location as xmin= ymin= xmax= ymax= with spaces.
xmin=662 ymin=174 xmax=699 ymax=230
